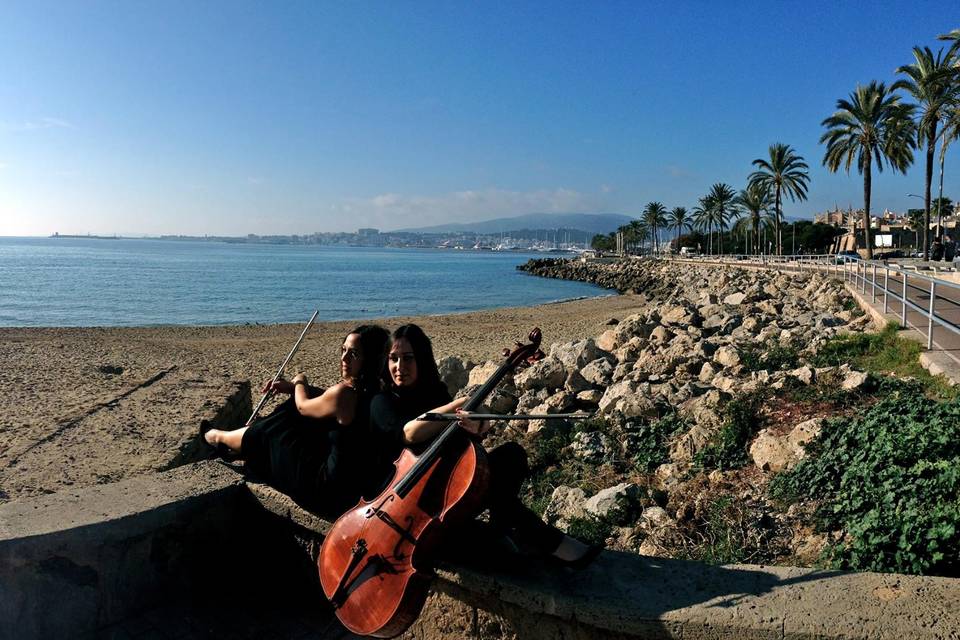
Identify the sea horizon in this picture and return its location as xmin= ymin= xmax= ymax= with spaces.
xmin=0 ymin=237 xmax=611 ymax=328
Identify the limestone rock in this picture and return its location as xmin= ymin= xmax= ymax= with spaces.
xmin=713 ymin=345 xmax=741 ymax=368
xmin=584 ymin=483 xmax=641 ymax=525
xmin=750 ymin=418 xmax=823 ymax=472
xmin=437 ymin=356 xmax=472 ymax=396
xmin=789 ymin=366 xmax=815 ymax=385
xmin=550 ymin=338 xmax=609 ymax=371
xmin=661 ymin=304 xmax=701 ymax=328
xmin=841 ymin=369 xmax=869 ymax=391
xmin=514 ymin=357 xmax=566 ymax=391
xmin=650 ymin=325 xmax=674 ymax=344
xmin=576 ymin=389 xmax=603 ymax=405
xmin=723 ymin=291 xmax=747 ymax=306
xmin=570 ymin=430 xmax=614 ymax=462
xmin=749 ymin=430 xmax=794 ymax=472
xmin=564 ymin=369 xmax=591 ymax=394
xmin=698 ymin=361 xmax=717 ymax=383
xmin=598 ymin=379 xmax=659 ymax=419
xmin=596 ymin=329 xmax=617 ymax=352
xmin=581 ymin=357 xmax=614 ymax=386
xmin=544 ymin=486 xmax=587 ymax=526
xmin=468 ymin=360 xmax=502 ymax=387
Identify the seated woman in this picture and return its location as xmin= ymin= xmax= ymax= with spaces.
xmin=204 ymin=324 xmax=389 ymax=518
xmin=368 ymin=323 xmax=600 ymax=567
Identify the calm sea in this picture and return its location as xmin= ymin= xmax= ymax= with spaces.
xmin=0 ymin=237 xmax=608 ymax=327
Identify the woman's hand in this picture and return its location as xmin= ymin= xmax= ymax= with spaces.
xmin=262 ymin=378 xmax=295 ymax=395
xmin=456 ymin=409 xmax=492 ymax=436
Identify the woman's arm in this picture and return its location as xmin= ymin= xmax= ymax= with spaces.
xmin=402 ymin=396 xmax=468 ymax=444
xmin=292 ymin=374 xmax=356 ymax=424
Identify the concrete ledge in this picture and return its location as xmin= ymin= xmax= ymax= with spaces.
xmin=244 ymin=475 xmax=960 ymax=640
xmin=5 ymin=461 xmax=960 ymax=639
xmin=0 ymin=462 xmax=250 ymax=639
xmin=920 ymin=351 xmax=960 ymax=386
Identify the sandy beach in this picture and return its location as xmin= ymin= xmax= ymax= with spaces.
xmin=0 ymin=294 xmax=642 ymax=504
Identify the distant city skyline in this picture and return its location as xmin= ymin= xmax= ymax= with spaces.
xmin=1 ymin=1 xmax=958 ymax=237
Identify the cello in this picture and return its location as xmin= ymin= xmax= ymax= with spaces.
xmin=318 ymin=328 xmax=544 ymax=637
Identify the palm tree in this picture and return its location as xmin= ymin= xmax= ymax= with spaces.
xmin=707 ymin=183 xmax=738 ymax=254
xmin=623 ymin=219 xmax=649 ymax=254
xmin=748 ymin=144 xmax=810 ymax=255
xmin=668 ymin=206 xmax=691 ymax=250
xmin=737 ymin=183 xmax=772 ymax=255
xmin=820 ymin=81 xmax=916 ymax=259
xmin=894 ymin=46 xmax=958 ymax=255
xmin=642 ymin=201 xmax=668 ymax=253
xmin=692 ymin=195 xmax=715 ymax=254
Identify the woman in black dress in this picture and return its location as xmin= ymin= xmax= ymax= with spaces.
xmin=368 ymin=324 xmax=600 ymax=567
xmin=204 ymin=324 xmax=389 ymax=518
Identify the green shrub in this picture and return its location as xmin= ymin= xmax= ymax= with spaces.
xmin=694 ymin=392 xmax=766 ymax=471
xmin=811 ymin=322 xmax=956 ymax=400
xmin=770 ymin=380 xmax=960 ymax=576
xmin=565 ymin=515 xmax=613 ymax=547
xmin=629 ymin=412 xmax=687 ymax=472
xmin=739 ymin=340 xmax=801 ymax=373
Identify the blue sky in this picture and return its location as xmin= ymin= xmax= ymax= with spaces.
xmin=1 ymin=1 xmax=958 ymax=236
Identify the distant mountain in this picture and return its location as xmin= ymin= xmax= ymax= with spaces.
xmin=395 ymin=213 xmax=635 ymax=235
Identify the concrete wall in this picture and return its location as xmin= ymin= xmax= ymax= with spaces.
xmin=247 ymin=472 xmax=960 ymax=640
xmin=4 ymin=462 xmax=960 ymax=639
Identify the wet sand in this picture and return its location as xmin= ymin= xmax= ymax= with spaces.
xmin=0 ymin=294 xmax=642 ymax=503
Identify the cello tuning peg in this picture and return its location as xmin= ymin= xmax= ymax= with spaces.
xmin=501 ymin=348 xmax=511 ymax=357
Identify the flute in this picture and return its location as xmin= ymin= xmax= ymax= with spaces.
xmin=245 ymin=309 xmax=320 ymax=427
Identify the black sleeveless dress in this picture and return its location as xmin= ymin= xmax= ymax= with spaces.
xmin=241 ymin=396 xmax=367 ymax=518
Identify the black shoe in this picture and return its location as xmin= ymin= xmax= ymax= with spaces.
xmin=548 ymin=543 xmax=604 ymax=570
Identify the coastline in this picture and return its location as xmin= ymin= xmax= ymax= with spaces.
xmin=0 ymin=294 xmax=644 ymax=503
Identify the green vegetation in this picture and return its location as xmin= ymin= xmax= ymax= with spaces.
xmin=811 ymin=322 xmax=957 ymax=399
xmin=565 ymin=515 xmax=614 ymax=547
xmin=770 ymin=380 xmax=960 ymax=576
xmin=738 ymin=339 xmax=801 ymax=373
xmin=629 ymin=412 xmax=687 ymax=472
xmin=694 ymin=392 xmax=766 ymax=471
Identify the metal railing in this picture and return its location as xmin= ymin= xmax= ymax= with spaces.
xmin=658 ymin=252 xmax=960 ymax=351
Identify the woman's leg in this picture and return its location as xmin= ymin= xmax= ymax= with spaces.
xmin=204 ymin=427 xmax=247 ymax=453
xmin=485 ymin=442 xmax=596 ymax=561
xmin=485 ymin=442 xmax=565 ymax=555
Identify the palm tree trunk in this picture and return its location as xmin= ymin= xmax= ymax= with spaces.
xmin=863 ymin=158 xmax=874 ymax=260
xmin=924 ymin=128 xmax=936 ymax=257
xmin=776 ymin=187 xmax=783 ymax=255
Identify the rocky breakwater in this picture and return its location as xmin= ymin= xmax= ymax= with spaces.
xmin=446 ymin=259 xmax=873 ymax=563
xmin=518 ymin=256 xmax=670 ymax=295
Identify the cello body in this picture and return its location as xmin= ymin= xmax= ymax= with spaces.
xmin=318 ymin=328 xmax=542 ymax=638
xmin=319 ymin=442 xmax=489 ymax=637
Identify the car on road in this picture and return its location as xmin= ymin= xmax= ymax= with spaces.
xmin=835 ymin=250 xmax=859 ymax=263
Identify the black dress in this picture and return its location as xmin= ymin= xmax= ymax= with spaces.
xmin=241 ymin=395 xmax=367 ymax=518
xmin=368 ymin=383 xmax=564 ymax=555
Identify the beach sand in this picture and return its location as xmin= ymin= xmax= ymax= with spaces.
xmin=0 ymin=294 xmax=642 ymax=504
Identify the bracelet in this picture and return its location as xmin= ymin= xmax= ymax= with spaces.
xmin=294 ymin=380 xmax=307 ymax=387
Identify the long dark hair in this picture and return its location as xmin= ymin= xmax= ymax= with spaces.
xmin=347 ymin=324 xmax=389 ymax=396
xmin=388 ymin=324 xmax=442 ymax=391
